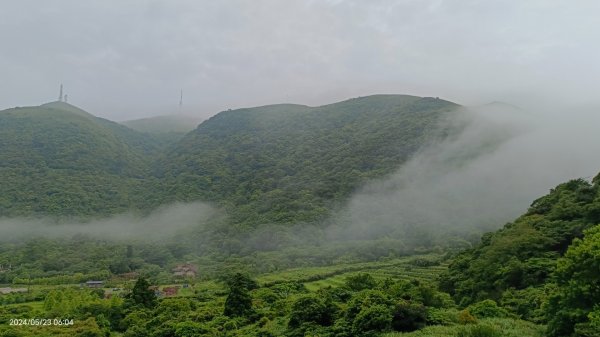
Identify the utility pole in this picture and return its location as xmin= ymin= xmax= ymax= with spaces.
xmin=58 ymin=84 xmax=64 ymax=102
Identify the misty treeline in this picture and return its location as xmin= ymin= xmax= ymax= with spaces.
xmin=3 ymin=95 xmax=600 ymax=282
xmin=1 ymin=96 xmax=462 ymax=279
xmin=2 ymin=176 xmax=599 ymax=336
xmin=2 ymin=96 xmax=600 ymax=336
xmin=0 ymin=97 xmax=455 ymax=219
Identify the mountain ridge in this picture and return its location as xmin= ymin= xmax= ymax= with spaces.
xmin=153 ymin=94 xmax=461 ymax=226
xmin=1 ymin=94 xmax=461 ymax=222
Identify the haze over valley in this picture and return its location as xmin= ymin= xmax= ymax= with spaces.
xmin=2 ymin=1 xmax=600 ymax=336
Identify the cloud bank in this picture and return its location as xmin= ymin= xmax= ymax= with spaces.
xmin=1 ymin=1 xmax=600 ymax=119
xmin=0 ymin=202 xmax=218 ymax=242
xmin=328 ymin=104 xmax=600 ymax=242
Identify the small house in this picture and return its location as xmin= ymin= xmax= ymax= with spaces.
xmin=162 ymin=286 xmax=179 ymax=297
xmin=172 ymin=263 xmax=198 ymax=278
xmin=85 ymin=280 xmax=104 ymax=288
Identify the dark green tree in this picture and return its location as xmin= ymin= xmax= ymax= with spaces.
xmin=223 ymin=273 xmax=256 ymax=317
xmin=345 ymin=273 xmax=377 ymax=292
xmin=352 ymin=304 xmax=393 ymax=336
xmin=546 ymin=225 xmax=600 ymax=336
xmin=127 ymin=277 xmax=156 ymax=308
xmin=126 ymin=245 xmax=134 ymax=258
xmin=288 ymin=294 xmax=335 ymax=329
xmin=391 ymin=300 xmax=427 ymax=332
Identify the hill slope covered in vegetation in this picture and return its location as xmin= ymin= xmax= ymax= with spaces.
xmin=440 ymin=173 xmax=600 ymax=336
xmin=1 ymin=95 xmax=460 ymax=224
xmin=0 ymin=102 xmax=162 ymax=217
xmin=153 ymin=95 xmax=460 ymax=226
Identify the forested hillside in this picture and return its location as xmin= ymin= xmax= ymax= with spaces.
xmin=1 ymin=98 xmax=599 ymax=336
xmin=0 ymin=95 xmax=459 ymax=224
xmin=440 ymin=172 xmax=600 ymax=336
xmin=0 ymin=102 xmax=162 ymax=217
xmin=154 ymin=95 xmax=459 ymax=226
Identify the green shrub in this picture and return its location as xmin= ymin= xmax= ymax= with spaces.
xmin=457 ymin=324 xmax=502 ymax=337
xmin=500 ymin=287 xmax=546 ymax=323
xmin=391 ymin=300 xmax=427 ymax=332
xmin=174 ymin=322 xmax=215 ymax=337
xmin=288 ymin=294 xmax=335 ymax=329
xmin=352 ymin=304 xmax=393 ymax=336
xmin=546 ymin=225 xmax=600 ymax=337
xmin=427 ymin=308 xmax=458 ymax=326
xmin=458 ymin=309 xmax=478 ymax=324
xmin=345 ymin=273 xmax=378 ymax=291
xmin=409 ymin=258 xmax=440 ymax=267
xmin=345 ymin=290 xmax=394 ymax=322
xmin=467 ymin=300 xmax=509 ymax=319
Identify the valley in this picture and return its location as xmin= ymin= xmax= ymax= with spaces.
xmin=0 ymin=96 xmax=598 ymax=336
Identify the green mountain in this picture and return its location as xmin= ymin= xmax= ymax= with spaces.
xmin=440 ymin=173 xmax=600 ymax=335
xmin=0 ymin=95 xmax=460 ymax=223
xmin=121 ymin=114 xmax=204 ymax=146
xmin=0 ymin=101 xmax=161 ymax=217
xmin=154 ymin=95 xmax=460 ymax=226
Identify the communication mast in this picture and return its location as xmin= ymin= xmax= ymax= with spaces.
xmin=58 ymin=84 xmax=64 ymax=102
xmin=179 ymin=89 xmax=183 ymax=111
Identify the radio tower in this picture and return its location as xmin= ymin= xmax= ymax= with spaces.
xmin=58 ymin=84 xmax=64 ymax=102
xmin=179 ymin=89 xmax=183 ymax=112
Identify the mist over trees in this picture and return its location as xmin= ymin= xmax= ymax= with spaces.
xmin=3 ymin=1 xmax=600 ymax=336
xmin=1 ymin=95 xmax=600 ymax=337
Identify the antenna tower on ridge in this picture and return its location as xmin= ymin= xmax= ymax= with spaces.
xmin=58 ymin=84 xmax=64 ymax=102
xmin=179 ymin=89 xmax=183 ymax=110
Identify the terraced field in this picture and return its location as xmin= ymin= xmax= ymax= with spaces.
xmin=255 ymin=254 xmax=448 ymax=290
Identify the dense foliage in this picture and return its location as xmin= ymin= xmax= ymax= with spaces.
xmin=0 ymin=96 xmax=457 ymax=222
xmin=440 ymin=174 xmax=600 ymax=336
xmin=155 ymin=95 xmax=458 ymax=227
xmin=3 ymin=97 xmax=599 ymax=336
xmin=545 ymin=224 xmax=600 ymax=336
xmin=0 ymin=260 xmax=477 ymax=337
xmin=0 ymin=102 xmax=164 ymax=217
xmin=126 ymin=277 xmax=157 ymax=308
xmin=223 ymin=273 xmax=257 ymax=317
xmin=0 ymin=96 xmax=463 ymax=275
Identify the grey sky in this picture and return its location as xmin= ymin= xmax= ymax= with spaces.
xmin=1 ymin=0 xmax=599 ymax=120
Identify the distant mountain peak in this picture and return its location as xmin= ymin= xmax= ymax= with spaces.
xmin=121 ymin=114 xmax=204 ymax=134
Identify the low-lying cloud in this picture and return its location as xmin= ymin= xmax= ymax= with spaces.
xmin=0 ymin=202 xmax=218 ymax=242
xmin=328 ymin=103 xmax=600 ymax=243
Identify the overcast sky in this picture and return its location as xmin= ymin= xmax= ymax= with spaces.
xmin=1 ymin=0 xmax=599 ymax=120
